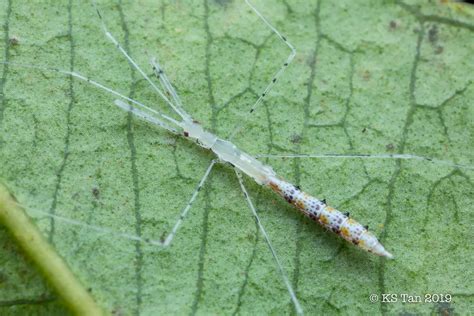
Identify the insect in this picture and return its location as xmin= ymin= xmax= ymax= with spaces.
xmin=1 ymin=1 xmax=472 ymax=315
xmin=56 ymin=2 xmax=394 ymax=259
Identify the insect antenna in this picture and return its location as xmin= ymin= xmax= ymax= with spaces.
xmin=93 ymin=2 xmax=192 ymax=123
xmin=150 ymin=57 xmax=185 ymax=114
xmin=0 ymin=61 xmax=182 ymax=132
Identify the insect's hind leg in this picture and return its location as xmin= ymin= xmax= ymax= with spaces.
xmin=160 ymin=159 xmax=217 ymax=247
xmin=256 ymin=153 xmax=474 ymax=171
xmin=234 ymin=169 xmax=304 ymax=315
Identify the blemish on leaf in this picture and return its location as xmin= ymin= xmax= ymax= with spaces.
xmin=428 ymin=25 xmax=438 ymax=44
xmin=214 ymin=0 xmax=233 ymax=6
xmin=92 ymin=187 xmax=100 ymax=199
xmin=389 ymin=20 xmax=398 ymax=30
xmin=290 ymin=133 xmax=302 ymax=143
xmin=428 ymin=25 xmax=444 ymax=54
xmin=0 ymin=272 xmax=7 ymax=284
xmin=433 ymin=302 xmax=454 ymax=316
xmin=9 ymin=192 xmax=18 ymax=203
xmin=9 ymin=36 xmax=19 ymax=46
xmin=362 ymin=70 xmax=371 ymax=81
xmin=160 ymin=232 xmax=167 ymax=243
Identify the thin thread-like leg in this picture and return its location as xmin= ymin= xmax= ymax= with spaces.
xmin=256 ymin=153 xmax=474 ymax=170
xmin=93 ymin=3 xmax=192 ymax=122
xmin=27 ymin=207 xmax=161 ymax=246
xmin=229 ymin=0 xmax=296 ymax=140
xmin=235 ymin=170 xmax=303 ymax=316
xmin=161 ymin=159 xmax=217 ymax=247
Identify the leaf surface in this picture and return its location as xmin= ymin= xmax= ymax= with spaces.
xmin=0 ymin=0 xmax=473 ymax=315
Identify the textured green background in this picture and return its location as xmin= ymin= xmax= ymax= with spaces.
xmin=0 ymin=0 xmax=473 ymax=315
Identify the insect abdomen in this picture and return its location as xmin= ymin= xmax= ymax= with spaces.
xmin=267 ymin=177 xmax=393 ymax=258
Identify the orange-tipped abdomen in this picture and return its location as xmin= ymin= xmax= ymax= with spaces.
xmin=266 ymin=176 xmax=393 ymax=258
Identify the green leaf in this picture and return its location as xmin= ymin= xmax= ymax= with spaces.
xmin=1 ymin=0 xmax=473 ymax=315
